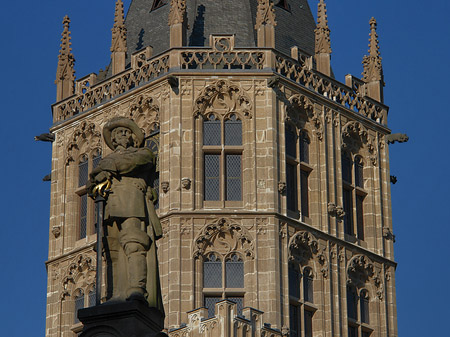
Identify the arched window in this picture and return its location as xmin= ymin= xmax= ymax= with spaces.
xmin=78 ymin=155 xmax=89 ymax=240
xmin=225 ymin=253 xmax=244 ymax=288
xmin=73 ymin=289 xmax=85 ymax=324
xmin=88 ymin=285 xmax=96 ymax=307
xmin=347 ymin=285 xmax=358 ymax=320
xmin=347 ymin=287 xmax=372 ymax=337
xmin=203 ymin=253 xmax=222 ymax=288
xmin=299 ymin=131 xmax=310 ymax=164
xmin=203 ymin=114 xmax=243 ymax=204
xmin=289 ymin=265 xmax=316 ymax=337
xmin=145 ymin=127 xmax=160 ymax=210
xmin=342 ymin=153 xmax=367 ymax=241
xmin=285 ymin=125 xmax=312 ymax=219
xmin=203 ymin=252 xmax=244 ymax=318
xmin=76 ymin=149 xmax=102 ymax=240
xmin=303 ymin=268 xmax=314 ymax=303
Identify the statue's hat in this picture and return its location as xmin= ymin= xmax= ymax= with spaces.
xmin=103 ymin=117 xmax=144 ymax=150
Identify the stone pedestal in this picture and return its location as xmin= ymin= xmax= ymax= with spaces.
xmin=78 ymin=300 xmax=166 ymax=337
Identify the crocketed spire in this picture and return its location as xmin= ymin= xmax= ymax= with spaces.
xmin=111 ymin=0 xmax=127 ymax=53
xmin=315 ymin=0 xmax=331 ymax=54
xmin=168 ymin=0 xmax=186 ymax=26
xmin=255 ymin=0 xmax=277 ymax=30
xmin=55 ymin=16 xmax=75 ymax=101
xmin=362 ymin=17 xmax=383 ymax=82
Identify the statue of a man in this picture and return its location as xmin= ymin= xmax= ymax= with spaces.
xmin=88 ymin=117 xmax=163 ymax=313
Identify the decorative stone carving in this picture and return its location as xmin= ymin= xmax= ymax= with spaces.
xmin=255 ymin=0 xmax=277 ymax=30
xmin=327 ymin=203 xmax=345 ymax=221
xmin=315 ymin=0 xmax=331 ymax=55
xmin=362 ymin=18 xmax=383 ymax=83
xmin=386 ymin=133 xmax=409 ymax=144
xmin=286 ymin=94 xmax=323 ymax=140
xmin=289 ymin=231 xmax=318 ymax=263
xmin=210 ymin=35 xmax=235 ymax=51
xmin=128 ymin=94 xmax=160 ymax=135
xmin=161 ymin=181 xmax=170 ymax=193
xmin=66 ymin=121 xmax=102 ymax=164
xmin=341 ymin=121 xmax=368 ymax=151
xmin=52 ymin=226 xmax=61 ymax=238
xmin=193 ymin=80 xmax=252 ymax=119
xmin=168 ymin=0 xmax=186 ymax=26
xmin=281 ymin=325 xmax=290 ymax=337
xmin=382 ymin=227 xmax=396 ymax=242
xmin=111 ymin=0 xmax=127 ymax=53
xmin=278 ymin=181 xmax=286 ymax=194
xmin=55 ymin=16 xmax=75 ymax=101
xmin=181 ymin=178 xmax=191 ymax=190
xmin=193 ymin=218 xmax=255 ymax=259
xmin=61 ymin=254 xmax=95 ymax=296
xmin=279 ymin=223 xmax=288 ymax=239
xmin=347 ymin=254 xmax=383 ymax=299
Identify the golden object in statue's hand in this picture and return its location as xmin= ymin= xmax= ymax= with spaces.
xmin=92 ymin=179 xmax=112 ymax=198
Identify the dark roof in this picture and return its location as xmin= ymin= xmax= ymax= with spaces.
xmin=125 ymin=0 xmax=316 ymax=57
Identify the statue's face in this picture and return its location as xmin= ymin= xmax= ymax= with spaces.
xmin=112 ymin=127 xmax=134 ymax=149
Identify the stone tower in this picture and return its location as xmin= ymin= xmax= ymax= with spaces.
xmin=45 ymin=1 xmax=398 ymax=336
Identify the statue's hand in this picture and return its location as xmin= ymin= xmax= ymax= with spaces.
xmin=87 ymin=171 xmax=112 ymax=197
xmin=93 ymin=171 xmax=111 ymax=184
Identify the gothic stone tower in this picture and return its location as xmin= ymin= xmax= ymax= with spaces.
xmin=45 ymin=1 xmax=398 ymax=336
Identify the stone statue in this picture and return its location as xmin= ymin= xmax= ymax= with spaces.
xmin=88 ymin=117 xmax=163 ymax=314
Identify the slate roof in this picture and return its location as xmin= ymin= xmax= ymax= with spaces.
xmin=125 ymin=0 xmax=316 ymax=57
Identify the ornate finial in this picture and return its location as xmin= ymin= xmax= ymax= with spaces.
xmin=168 ymin=0 xmax=186 ymax=26
xmin=55 ymin=16 xmax=75 ymax=100
xmin=255 ymin=0 xmax=277 ymax=30
xmin=362 ymin=17 xmax=383 ymax=82
xmin=111 ymin=0 xmax=127 ymax=53
xmin=315 ymin=0 xmax=331 ymax=54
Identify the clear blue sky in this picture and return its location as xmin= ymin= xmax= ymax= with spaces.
xmin=0 ymin=1 xmax=448 ymax=336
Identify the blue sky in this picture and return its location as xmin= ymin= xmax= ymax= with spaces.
xmin=0 ymin=1 xmax=448 ymax=336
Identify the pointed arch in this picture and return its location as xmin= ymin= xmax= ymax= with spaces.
xmin=66 ymin=121 xmax=102 ymax=165
xmin=286 ymin=94 xmax=322 ymax=140
xmin=128 ymin=94 xmax=160 ymax=136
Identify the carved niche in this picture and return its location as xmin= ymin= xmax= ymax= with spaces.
xmin=288 ymin=231 xmax=328 ymax=278
xmin=193 ymin=80 xmax=252 ymax=119
xmin=193 ymin=218 xmax=254 ymax=259
xmin=66 ymin=120 xmax=102 ymax=164
xmin=286 ymin=94 xmax=323 ymax=140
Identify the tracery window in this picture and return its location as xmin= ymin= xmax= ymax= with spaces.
xmin=342 ymin=153 xmax=366 ymax=240
xmin=285 ymin=125 xmax=311 ymax=219
xmin=347 ymin=286 xmax=372 ymax=337
xmin=203 ymin=252 xmax=244 ymax=317
xmin=289 ymin=265 xmax=316 ymax=337
xmin=73 ymin=289 xmax=85 ymax=324
xmin=76 ymin=149 xmax=102 ymax=240
xmin=145 ymin=128 xmax=160 ymax=210
xmin=203 ymin=114 xmax=243 ymax=205
xmin=73 ymin=284 xmax=96 ymax=325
